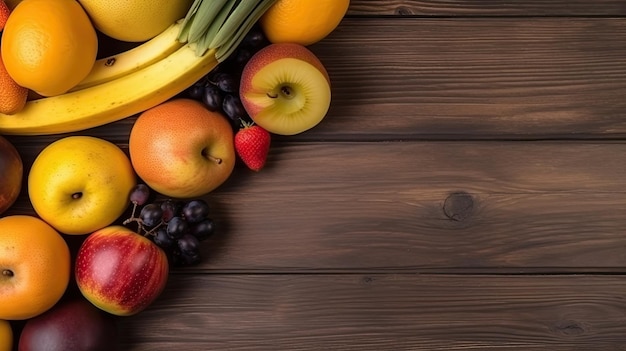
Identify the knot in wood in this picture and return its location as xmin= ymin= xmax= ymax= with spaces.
xmin=443 ymin=192 xmax=474 ymax=221
xmin=395 ymin=6 xmax=414 ymax=15
xmin=552 ymin=320 xmax=586 ymax=336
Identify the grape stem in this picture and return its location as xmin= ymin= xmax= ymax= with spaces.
xmin=122 ymin=202 xmax=161 ymax=237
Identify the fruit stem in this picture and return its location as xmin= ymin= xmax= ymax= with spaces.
xmin=208 ymin=155 xmax=223 ymax=164
xmin=202 ymin=148 xmax=223 ymax=164
xmin=2 ymin=269 xmax=13 ymax=277
xmin=267 ymin=85 xmax=294 ymax=100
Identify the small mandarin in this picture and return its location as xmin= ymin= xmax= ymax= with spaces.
xmin=0 ymin=0 xmax=98 ymax=96
xmin=260 ymin=0 xmax=350 ymax=46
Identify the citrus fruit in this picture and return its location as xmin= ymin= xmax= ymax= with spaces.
xmin=129 ymin=99 xmax=235 ymax=198
xmin=78 ymin=0 xmax=193 ymax=42
xmin=0 ymin=0 xmax=98 ymax=97
xmin=0 ymin=215 xmax=71 ymax=320
xmin=0 ymin=54 xmax=27 ymax=115
xmin=0 ymin=319 xmax=11 ymax=351
xmin=259 ymin=0 xmax=350 ymax=46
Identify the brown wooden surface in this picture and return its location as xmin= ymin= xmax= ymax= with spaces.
xmin=6 ymin=1 xmax=626 ymax=350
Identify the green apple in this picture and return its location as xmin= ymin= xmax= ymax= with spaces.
xmin=239 ymin=43 xmax=331 ymax=135
xmin=28 ymin=136 xmax=137 ymax=235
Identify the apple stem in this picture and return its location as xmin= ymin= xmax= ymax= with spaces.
xmin=267 ymin=86 xmax=293 ymax=100
xmin=2 ymin=269 xmax=13 ymax=277
xmin=208 ymin=155 xmax=223 ymax=164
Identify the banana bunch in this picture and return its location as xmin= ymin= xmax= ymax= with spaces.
xmin=0 ymin=0 xmax=277 ymax=136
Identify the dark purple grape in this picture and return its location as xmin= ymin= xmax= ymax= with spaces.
xmin=182 ymin=200 xmax=210 ymax=224
xmin=139 ymin=203 xmax=163 ymax=228
xmin=129 ymin=184 xmax=150 ymax=206
xmin=161 ymin=199 xmax=182 ymax=223
xmin=187 ymin=84 xmax=205 ymax=100
xmin=167 ymin=216 xmax=189 ymax=239
xmin=213 ymin=72 xmax=238 ymax=93
xmin=190 ymin=218 xmax=215 ymax=241
xmin=153 ymin=227 xmax=175 ymax=249
xmin=230 ymin=48 xmax=252 ymax=68
xmin=242 ymin=27 xmax=268 ymax=50
xmin=179 ymin=250 xmax=201 ymax=265
xmin=222 ymin=94 xmax=246 ymax=123
xmin=177 ymin=234 xmax=201 ymax=255
xmin=202 ymin=84 xmax=223 ymax=112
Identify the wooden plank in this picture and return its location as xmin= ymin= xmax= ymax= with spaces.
xmin=305 ymin=18 xmax=626 ymax=140
xmin=117 ymin=274 xmax=626 ymax=350
xmin=200 ymin=142 xmax=626 ymax=271
xmin=9 ymin=18 xmax=626 ymax=141
xmin=348 ymin=0 xmax=626 ymax=16
xmin=9 ymin=141 xmax=626 ymax=271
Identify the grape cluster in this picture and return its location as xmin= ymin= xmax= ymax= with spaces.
xmin=126 ymin=184 xmax=216 ymax=267
xmin=185 ymin=25 xmax=270 ymax=130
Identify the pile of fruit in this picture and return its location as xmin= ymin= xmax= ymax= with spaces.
xmin=0 ymin=0 xmax=349 ymax=349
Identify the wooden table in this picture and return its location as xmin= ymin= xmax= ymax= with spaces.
xmin=6 ymin=1 xmax=626 ymax=349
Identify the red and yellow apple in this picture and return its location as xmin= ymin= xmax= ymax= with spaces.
xmin=239 ymin=43 xmax=331 ymax=135
xmin=28 ymin=136 xmax=137 ymax=235
xmin=129 ymin=98 xmax=235 ymax=198
xmin=0 ymin=135 xmax=22 ymax=215
xmin=75 ymin=225 xmax=169 ymax=316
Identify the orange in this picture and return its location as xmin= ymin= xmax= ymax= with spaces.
xmin=0 ymin=54 xmax=27 ymax=115
xmin=0 ymin=319 xmax=11 ymax=351
xmin=0 ymin=215 xmax=71 ymax=320
xmin=78 ymin=0 xmax=193 ymax=42
xmin=0 ymin=0 xmax=98 ymax=97
xmin=259 ymin=0 xmax=350 ymax=46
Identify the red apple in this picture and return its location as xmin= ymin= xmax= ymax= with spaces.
xmin=75 ymin=225 xmax=169 ymax=316
xmin=18 ymin=298 xmax=118 ymax=351
xmin=0 ymin=135 xmax=22 ymax=215
xmin=239 ymin=43 xmax=332 ymax=135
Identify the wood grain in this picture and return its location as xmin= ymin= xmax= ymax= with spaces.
xmin=117 ymin=274 xmax=626 ymax=350
xmin=9 ymin=142 xmax=626 ymax=272
xmin=348 ymin=0 xmax=626 ymax=16
xmin=306 ymin=18 xmax=626 ymax=140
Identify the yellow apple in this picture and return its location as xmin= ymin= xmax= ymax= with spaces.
xmin=239 ymin=43 xmax=331 ymax=135
xmin=0 ymin=320 xmax=12 ymax=351
xmin=28 ymin=136 xmax=136 ymax=235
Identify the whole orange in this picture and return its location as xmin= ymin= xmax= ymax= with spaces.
xmin=0 ymin=0 xmax=98 ymax=96
xmin=0 ymin=215 xmax=71 ymax=320
xmin=260 ymin=0 xmax=350 ymax=46
xmin=128 ymin=99 xmax=236 ymax=198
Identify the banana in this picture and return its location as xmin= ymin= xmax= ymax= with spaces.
xmin=70 ymin=21 xmax=186 ymax=91
xmin=0 ymin=45 xmax=218 ymax=135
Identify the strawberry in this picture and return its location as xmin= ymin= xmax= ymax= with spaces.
xmin=235 ymin=122 xmax=271 ymax=172
xmin=0 ymin=0 xmax=9 ymax=31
